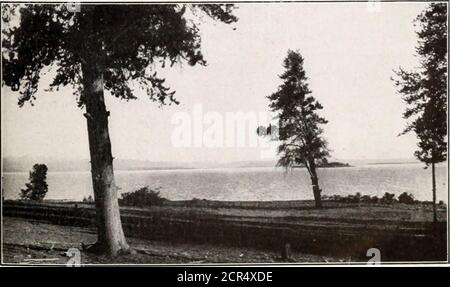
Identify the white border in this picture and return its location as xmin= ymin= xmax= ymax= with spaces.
xmin=0 ymin=0 xmax=448 ymax=267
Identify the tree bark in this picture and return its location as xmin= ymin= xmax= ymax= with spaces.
xmin=432 ymin=162 xmax=437 ymax=224
xmin=308 ymin=158 xmax=323 ymax=209
xmin=81 ymin=62 xmax=129 ymax=256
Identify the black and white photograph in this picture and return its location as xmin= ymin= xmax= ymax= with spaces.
xmin=0 ymin=0 xmax=448 ymax=267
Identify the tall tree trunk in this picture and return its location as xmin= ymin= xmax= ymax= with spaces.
xmin=308 ymin=158 xmax=323 ymax=209
xmin=432 ymin=162 xmax=437 ymax=224
xmin=81 ymin=62 xmax=129 ymax=256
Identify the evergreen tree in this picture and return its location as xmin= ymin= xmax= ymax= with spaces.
xmin=268 ymin=50 xmax=330 ymax=208
xmin=393 ymin=3 xmax=447 ymax=223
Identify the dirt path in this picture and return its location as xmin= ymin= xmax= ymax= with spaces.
xmin=2 ymin=217 xmax=349 ymax=265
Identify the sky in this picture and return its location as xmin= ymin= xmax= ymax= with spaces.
xmin=1 ymin=2 xmax=432 ymax=163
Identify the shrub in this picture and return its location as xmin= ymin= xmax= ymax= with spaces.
xmin=20 ymin=164 xmax=48 ymax=201
xmin=324 ymin=192 xmax=422 ymax=205
xmin=380 ymin=192 xmax=396 ymax=204
xmin=327 ymin=194 xmax=342 ymax=202
xmin=341 ymin=193 xmax=360 ymax=203
xmin=325 ymin=193 xmax=361 ymax=203
xmin=352 ymin=192 xmax=361 ymax=203
xmin=119 ymin=186 xmax=166 ymax=207
xmin=83 ymin=195 xmax=94 ymax=202
xmin=360 ymin=195 xmax=372 ymax=203
xmin=370 ymin=196 xmax=380 ymax=204
xmin=398 ymin=192 xmax=415 ymax=204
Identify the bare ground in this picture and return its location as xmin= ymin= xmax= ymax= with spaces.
xmin=2 ymin=217 xmax=349 ymax=265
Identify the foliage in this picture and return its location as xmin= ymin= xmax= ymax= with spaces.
xmin=1 ymin=3 xmax=237 ymax=255
xmin=398 ymin=192 xmax=415 ymax=204
xmin=1 ymin=4 xmax=237 ymax=107
xmin=119 ymin=186 xmax=167 ymax=207
xmin=325 ymin=192 xmax=414 ymax=205
xmin=393 ymin=3 xmax=447 ymax=166
xmin=362 ymin=195 xmax=382 ymax=204
xmin=268 ymin=50 xmax=330 ymax=170
xmin=20 ymin=163 xmax=48 ymax=201
xmin=380 ymin=192 xmax=396 ymax=204
xmin=325 ymin=192 xmax=361 ymax=203
xmin=82 ymin=195 xmax=94 ymax=202
xmin=324 ymin=192 xmax=433 ymax=205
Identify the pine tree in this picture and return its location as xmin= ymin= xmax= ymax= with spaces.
xmin=268 ymin=50 xmax=330 ymax=208
xmin=393 ymin=3 xmax=447 ymax=223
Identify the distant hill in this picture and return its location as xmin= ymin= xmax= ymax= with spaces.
xmin=2 ymin=157 xmax=197 ymax=172
xmin=2 ymin=157 xmax=91 ymax=172
xmin=2 ymin=156 xmax=421 ymax=172
xmin=1 ymin=157 xmax=277 ymax=172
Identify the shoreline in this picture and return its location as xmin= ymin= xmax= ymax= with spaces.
xmin=3 ymin=196 xmax=448 ymax=209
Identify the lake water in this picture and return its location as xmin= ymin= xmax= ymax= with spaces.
xmin=2 ymin=164 xmax=448 ymax=202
